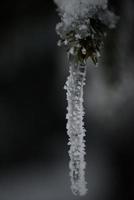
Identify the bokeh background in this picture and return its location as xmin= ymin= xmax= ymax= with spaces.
xmin=0 ymin=0 xmax=133 ymax=199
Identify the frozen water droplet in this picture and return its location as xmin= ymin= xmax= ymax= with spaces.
xmin=69 ymin=47 xmax=75 ymax=55
xmin=57 ymin=40 xmax=62 ymax=46
xmin=79 ymin=24 xmax=87 ymax=31
xmin=75 ymin=34 xmax=81 ymax=39
xmin=81 ymin=48 xmax=87 ymax=55
xmin=64 ymin=39 xmax=68 ymax=45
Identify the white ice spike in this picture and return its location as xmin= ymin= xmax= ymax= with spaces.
xmin=54 ymin=0 xmax=118 ymax=196
xmin=64 ymin=63 xmax=87 ymax=196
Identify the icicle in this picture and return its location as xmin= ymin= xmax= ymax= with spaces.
xmin=64 ymin=63 xmax=87 ymax=196
xmin=54 ymin=0 xmax=118 ymax=196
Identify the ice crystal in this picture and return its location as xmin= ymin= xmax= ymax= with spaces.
xmin=54 ymin=0 xmax=118 ymax=196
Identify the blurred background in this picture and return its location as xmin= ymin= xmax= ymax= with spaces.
xmin=0 ymin=0 xmax=133 ymax=199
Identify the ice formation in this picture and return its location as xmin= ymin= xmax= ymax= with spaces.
xmin=54 ymin=0 xmax=118 ymax=196
xmin=64 ymin=63 xmax=87 ymax=195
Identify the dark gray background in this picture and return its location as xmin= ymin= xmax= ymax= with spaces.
xmin=0 ymin=0 xmax=133 ymax=199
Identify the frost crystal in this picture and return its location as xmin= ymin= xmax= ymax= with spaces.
xmin=54 ymin=0 xmax=118 ymax=196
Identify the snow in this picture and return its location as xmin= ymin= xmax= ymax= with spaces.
xmin=54 ymin=0 xmax=107 ymax=25
xmin=55 ymin=0 xmax=107 ymax=14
